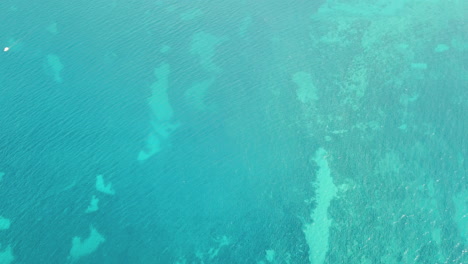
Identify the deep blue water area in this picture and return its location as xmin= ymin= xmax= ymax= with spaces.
xmin=0 ymin=1 xmax=466 ymax=263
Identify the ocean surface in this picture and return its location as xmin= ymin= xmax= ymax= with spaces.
xmin=0 ymin=0 xmax=466 ymax=263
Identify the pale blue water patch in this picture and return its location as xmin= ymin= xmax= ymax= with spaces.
xmin=138 ymin=62 xmax=181 ymax=161
xmin=303 ymin=148 xmax=337 ymax=264
xmin=44 ymin=54 xmax=64 ymax=83
xmin=190 ymin=31 xmax=228 ymax=74
xmin=46 ymin=22 xmax=59 ymax=35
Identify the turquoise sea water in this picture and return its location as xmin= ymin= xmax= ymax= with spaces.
xmin=0 ymin=0 xmax=466 ymax=263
